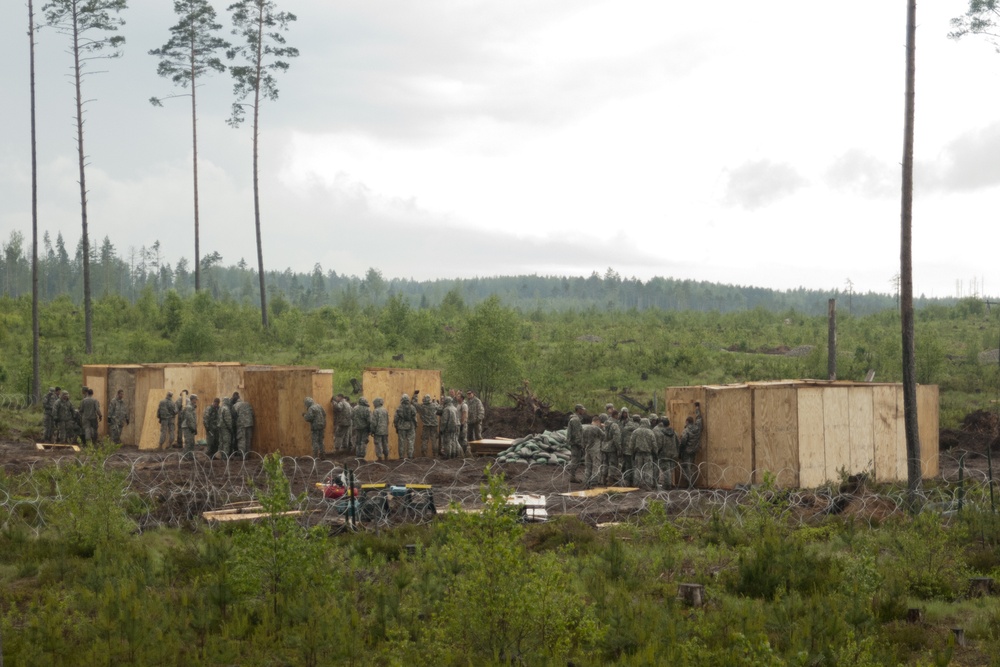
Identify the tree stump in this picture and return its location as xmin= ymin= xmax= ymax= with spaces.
xmin=952 ymin=628 xmax=966 ymax=647
xmin=404 ymin=544 xmax=417 ymax=556
xmin=969 ymin=577 xmax=994 ymax=598
xmin=677 ymin=583 xmax=705 ymax=607
xmin=906 ymin=608 xmax=923 ymax=624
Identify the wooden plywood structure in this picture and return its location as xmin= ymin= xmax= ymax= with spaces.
xmin=106 ymin=365 xmax=142 ymax=445
xmin=82 ymin=365 xmax=109 ymax=439
xmin=361 ymin=367 xmax=442 ymax=460
xmin=664 ymin=380 xmax=939 ymax=489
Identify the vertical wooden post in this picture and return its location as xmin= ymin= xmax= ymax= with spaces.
xmin=827 ymin=298 xmax=837 ymax=381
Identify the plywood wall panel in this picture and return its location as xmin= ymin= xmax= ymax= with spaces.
xmin=754 ymin=386 xmax=798 ymax=487
xmin=107 ymin=366 xmax=140 ymax=445
xmin=917 ymin=384 xmax=940 ymax=478
xmin=134 ymin=367 xmax=165 ymax=447
xmin=362 ymin=368 xmax=443 ymax=460
xmin=848 ymin=386 xmax=875 ymax=475
xmin=82 ymin=365 xmax=109 ymax=439
xmin=138 ymin=390 xmax=166 ymax=450
xmin=312 ymin=370 xmax=335 ymax=448
xmin=872 ymin=385 xmax=899 ymax=482
xmin=702 ymin=386 xmax=752 ymax=489
xmin=797 ymin=388 xmax=827 ymax=487
xmin=823 ymin=387 xmax=851 ymax=483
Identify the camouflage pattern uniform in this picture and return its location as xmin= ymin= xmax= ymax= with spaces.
xmin=372 ymin=398 xmax=390 ymax=460
xmin=234 ymin=397 xmax=255 ymax=456
xmin=620 ymin=410 xmax=639 ymax=486
xmin=333 ymin=396 xmax=353 ymax=453
xmin=204 ymin=399 xmax=222 ymax=458
xmin=630 ymin=418 xmax=657 ymax=490
xmin=456 ymin=394 xmax=470 ymax=457
xmin=655 ymin=418 xmax=680 ymax=489
xmin=108 ymin=392 xmax=129 ymax=445
xmin=175 ymin=393 xmax=187 ymax=447
xmin=219 ymin=398 xmax=234 ymax=457
xmin=180 ymin=395 xmax=199 ymax=455
xmin=157 ymin=392 xmax=178 ymax=449
xmin=440 ymin=397 xmax=460 ymax=459
xmin=79 ymin=391 xmax=102 ymax=447
xmin=601 ymin=415 xmax=622 ymax=486
xmin=416 ymin=394 xmax=440 ymax=458
xmin=393 ymin=394 xmax=418 ymax=458
xmin=352 ymin=397 xmax=372 ymax=458
xmin=303 ymin=397 xmax=327 ymax=458
xmin=467 ymin=393 xmax=485 ymax=442
xmin=582 ymin=421 xmax=604 ymax=487
xmin=678 ymin=404 xmax=703 ymax=488
xmin=566 ymin=406 xmax=585 ymax=483
xmin=54 ymin=392 xmax=75 ymax=444
xmin=42 ymin=388 xmax=57 ymax=442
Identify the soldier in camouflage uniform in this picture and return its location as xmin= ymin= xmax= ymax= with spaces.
xmin=678 ymin=402 xmax=704 ymax=488
xmin=54 ymin=391 xmax=75 ymax=444
xmin=439 ymin=396 xmax=460 ymax=459
xmin=393 ymin=394 xmax=418 ymax=459
xmin=600 ymin=409 xmax=622 ymax=486
xmin=629 ymin=418 xmax=657 ymax=490
xmin=175 ymin=390 xmax=188 ymax=447
xmin=466 ymin=390 xmax=485 ymax=442
xmin=566 ymin=404 xmax=586 ymax=483
xmin=372 ymin=398 xmax=390 ymax=461
xmin=79 ymin=388 xmax=103 ymax=447
xmin=333 ymin=394 xmax=353 ymax=453
xmin=655 ymin=416 xmax=680 ymax=490
xmin=582 ymin=415 xmax=604 ymax=487
xmin=455 ymin=392 xmax=470 ymax=457
xmin=204 ymin=397 xmax=222 ymax=459
xmin=416 ymin=393 xmax=439 ymax=458
xmin=180 ymin=394 xmax=199 ymax=456
xmin=618 ymin=408 xmax=635 ymax=485
xmin=157 ymin=391 xmax=178 ymax=450
xmin=233 ymin=394 xmax=255 ymax=457
xmin=108 ymin=389 xmax=129 ymax=445
xmin=219 ymin=397 xmax=234 ymax=457
xmin=352 ymin=397 xmax=372 ymax=458
xmin=303 ymin=397 xmax=327 ymax=459
xmin=42 ymin=387 xmax=58 ymax=442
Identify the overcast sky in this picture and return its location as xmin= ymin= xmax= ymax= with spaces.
xmin=2 ymin=0 xmax=1000 ymax=298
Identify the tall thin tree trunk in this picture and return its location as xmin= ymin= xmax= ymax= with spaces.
xmin=72 ymin=3 xmax=93 ymax=353
xmin=900 ymin=0 xmax=922 ymax=506
xmin=191 ymin=40 xmax=201 ymax=292
xmin=253 ymin=11 xmax=268 ymax=327
xmin=29 ymin=0 xmax=40 ymax=404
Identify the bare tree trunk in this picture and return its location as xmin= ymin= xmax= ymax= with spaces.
xmin=191 ymin=42 xmax=201 ymax=292
xmin=252 ymin=12 xmax=268 ymax=327
xmin=71 ymin=4 xmax=93 ymax=354
xmin=29 ymin=0 xmax=40 ymax=404
xmin=900 ymin=0 xmax=922 ymax=507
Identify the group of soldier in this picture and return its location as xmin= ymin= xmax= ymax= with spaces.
xmin=155 ymin=390 xmax=255 ymax=459
xmin=566 ymin=401 xmax=704 ymax=490
xmin=307 ymin=389 xmax=486 ymax=461
xmin=42 ymin=385 xmax=129 ymax=447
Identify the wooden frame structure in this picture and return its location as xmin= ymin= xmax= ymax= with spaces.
xmin=360 ymin=367 xmax=442 ymax=460
xmin=663 ymin=380 xmax=939 ymax=489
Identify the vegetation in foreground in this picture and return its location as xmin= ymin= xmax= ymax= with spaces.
xmin=1 ymin=449 xmax=1000 ymax=665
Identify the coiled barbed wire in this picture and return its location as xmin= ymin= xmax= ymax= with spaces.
xmin=0 ymin=449 xmax=993 ymax=534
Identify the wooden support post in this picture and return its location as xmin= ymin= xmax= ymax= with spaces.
xmin=951 ymin=627 xmax=966 ymax=647
xmin=969 ymin=577 xmax=994 ymax=598
xmin=677 ymin=583 xmax=705 ymax=607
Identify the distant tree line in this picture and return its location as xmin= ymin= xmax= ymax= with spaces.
xmin=0 ymin=229 xmax=954 ymax=316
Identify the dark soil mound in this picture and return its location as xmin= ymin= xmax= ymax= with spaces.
xmin=940 ymin=409 xmax=1000 ymax=453
xmin=486 ymin=406 xmax=569 ymax=439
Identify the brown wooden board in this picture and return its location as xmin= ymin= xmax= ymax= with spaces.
xmin=918 ymin=384 xmax=940 ymax=478
xmin=362 ymin=368 xmax=442 ymax=460
xmin=894 ymin=386 xmax=908 ymax=483
xmin=872 ymin=385 xmax=899 ymax=482
xmin=134 ymin=366 xmax=166 ymax=447
xmin=243 ymin=367 xmax=319 ymax=457
xmin=107 ymin=366 xmax=141 ymax=445
xmin=312 ymin=370 xmax=335 ymax=449
xmin=218 ymin=364 xmax=244 ymax=398
xmin=797 ymin=387 xmax=827 ymax=487
xmin=138 ymin=389 xmax=167 ymax=450
xmin=702 ymin=386 xmax=752 ymax=489
xmin=753 ymin=385 xmax=799 ymax=487
xmin=848 ymin=386 xmax=875 ymax=476
xmin=823 ymin=387 xmax=851 ymax=483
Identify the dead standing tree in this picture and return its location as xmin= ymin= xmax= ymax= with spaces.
xmin=43 ymin=0 xmax=127 ymax=355
xmin=226 ymin=0 xmax=298 ymax=328
xmin=150 ymin=0 xmax=231 ymax=293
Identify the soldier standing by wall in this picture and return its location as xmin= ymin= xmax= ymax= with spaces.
xmin=107 ymin=389 xmax=129 ymax=445
xmin=440 ymin=396 xmax=460 ymax=459
xmin=582 ymin=415 xmax=604 ymax=487
xmin=456 ymin=392 xmax=470 ymax=457
xmin=54 ymin=391 xmax=74 ymax=444
xmin=566 ymin=404 xmax=586 ymax=483
xmin=600 ymin=409 xmax=622 ymax=486
xmin=79 ymin=388 xmax=102 ymax=447
xmin=466 ymin=390 xmax=485 ymax=442
xmin=303 ymin=397 xmax=327 ymax=459
xmin=233 ymin=393 xmax=255 ymax=457
xmin=204 ymin=397 xmax=222 ymax=459
xmin=655 ymin=416 xmax=680 ymax=490
xmin=630 ymin=418 xmax=657 ymax=490
xmin=416 ymin=393 xmax=439 ymax=458
xmin=372 ymin=398 xmax=390 ymax=461
xmin=175 ymin=390 xmax=188 ymax=447
xmin=180 ymin=394 xmax=199 ymax=456
xmin=219 ymin=397 xmax=234 ymax=457
xmin=333 ymin=394 xmax=353 ymax=453
xmin=352 ymin=397 xmax=372 ymax=458
xmin=157 ymin=391 xmax=178 ymax=450
xmin=394 ymin=393 xmax=418 ymax=459
xmin=679 ymin=402 xmax=704 ymax=488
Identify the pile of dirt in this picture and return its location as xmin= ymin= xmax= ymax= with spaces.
xmin=939 ymin=409 xmax=999 ymax=453
xmin=487 ymin=406 xmax=568 ymax=439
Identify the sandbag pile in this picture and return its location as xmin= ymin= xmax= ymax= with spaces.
xmin=495 ymin=429 xmax=570 ymax=465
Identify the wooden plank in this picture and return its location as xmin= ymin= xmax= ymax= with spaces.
xmin=138 ymin=389 xmax=167 ymax=450
xmin=243 ymin=367 xmax=318 ymax=457
xmin=917 ymin=384 xmax=940 ymax=478
xmin=872 ymin=385 xmax=899 ymax=482
xmin=894 ymin=386 xmax=908 ymax=483
xmin=557 ymin=487 xmax=639 ymax=498
xmin=312 ymin=370 xmax=335 ymax=451
xmin=848 ymin=386 xmax=875 ymax=475
xmin=753 ymin=385 xmax=798 ymax=487
xmin=36 ymin=443 xmax=81 ymax=452
xmin=135 ymin=366 xmax=165 ymax=449
xmin=84 ymin=369 xmax=109 ymax=440
xmin=363 ymin=367 xmax=442 ymax=461
xmin=701 ymin=386 xmax=752 ymax=489
xmin=218 ymin=364 xmax=244 ymax=398
xmin=823 ymin=387 xmax=851 ymax=483
xmin=797 ymin=387 xmax=827 ymax=487
xmin=107 ymin=366 xmax=140 ymax=445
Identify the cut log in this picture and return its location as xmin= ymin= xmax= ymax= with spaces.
xmin=678 ymin=583 xmax=705 ymax=607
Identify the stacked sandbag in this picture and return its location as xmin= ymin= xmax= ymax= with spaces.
xmin=495 ymin=429 xmax=570 ymax=465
